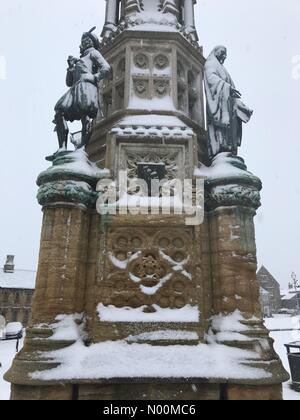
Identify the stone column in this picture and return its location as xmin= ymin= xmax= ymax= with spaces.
xmin=183 ymin=0 xmax=195 ymax=30
xmin=5 ymin=150 xmax=100 ymax=400
xmin=101 ymin=0 xmax=119 ymax=40
xmin=182 ymin=0 xmax=198 ymax=41
xmin=105 ymin=0 xmax=118 ymax=25
xmin=203 ymin=154 xmax=289 ymax=399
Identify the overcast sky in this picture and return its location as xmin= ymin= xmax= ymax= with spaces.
xmin=0 ymin=0 xmax=299 ymax=289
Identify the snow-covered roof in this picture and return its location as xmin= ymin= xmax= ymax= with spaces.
xmin=281 ymin=289 xmax=300 ymax=301
xmin=0 ymin=269 xmax=36 ymax=290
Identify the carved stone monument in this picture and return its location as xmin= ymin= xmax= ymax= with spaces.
xmin=6 ymin=0 xmax=288 ymax=400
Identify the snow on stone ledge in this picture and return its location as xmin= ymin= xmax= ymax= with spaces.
xmin=211 ymin=311 xmax=251 ymax=333
xmin=30 ymin=310 xmax=271 ymax=382
xmin=45 ymin=149 xmax=109 ymax=179
xmin=126 ymin=330 xmax=199 ymax=342
xmin=195 ymin=153 xmax=254 ymax=181
xmin=30 ymin=339 xmax=269 ymax=382
xmin=47 ymin=314 xmax=85 ymax=342
xmin=111 ymin=114 xmax=194 ymax=139
xmin=97 ymin=304 xmax=200 ymax=323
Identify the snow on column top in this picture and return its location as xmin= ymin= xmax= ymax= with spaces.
xmin=123 ymin=0 xmax=179 ymax=31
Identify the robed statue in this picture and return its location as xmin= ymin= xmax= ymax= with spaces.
xmin=53 ymin=27 xmax=111 ymax=151
xmin=204 ymin=46 xmax=253 ymax=158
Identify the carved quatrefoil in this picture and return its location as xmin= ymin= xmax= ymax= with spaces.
xmin=134 ymin=53 xmax=149 ymax=69
xmin=154 ymin=54 xmax=169 ymax=70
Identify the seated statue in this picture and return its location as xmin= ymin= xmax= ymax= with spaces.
xmin=53 ymin=27 xmax=111 ymax=151
xmin=204 ymin=46 xmax=253 ymax=158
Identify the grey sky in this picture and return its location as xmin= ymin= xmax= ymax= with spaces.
xmin=0 ymin=0 xmax=299 ymax=289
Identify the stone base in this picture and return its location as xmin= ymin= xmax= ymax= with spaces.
xmin=225 ymin=384 xmax=283 ymax=401
xmin=10 ymin=382 xmax=283 ymax=401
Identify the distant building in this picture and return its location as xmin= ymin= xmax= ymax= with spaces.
xmin=0 ymin=255 xmax=36 ymax=327
xmin=281 ymin=288 xmax=300 ymax=313
xmin=259 ymin=287 xmax=272 ymax=317
xmin=257 ymin=266 xmax=281 ymax=315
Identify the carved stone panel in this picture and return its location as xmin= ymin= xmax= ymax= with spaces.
xmin=154 ymin=80 xmax=170 ymax=98
xmin=134 ymin=53 xmax=149 ymax=70
xmin=133 ymin=79 xmax=149 ymax=98
xmin=154 ymin=54 xmax=170 ymax=70
xmin=99 ymin=226 xmax=199 ymax=317
xmin=118 ymin=144 xmax=187 ymax=180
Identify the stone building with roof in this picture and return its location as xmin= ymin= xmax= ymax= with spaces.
xmin=281 ymin=288 xmax=300 ymax=313
xmin=259 ymin=287 xmax=272 ymax=318
xmin=257 ymin=266 xmax=281 ymax=315
xmin=0 ymin=256 xmax=36 ymax=327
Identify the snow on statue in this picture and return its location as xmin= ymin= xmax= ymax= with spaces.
xmin=204 ymin=46 xmax=253 ymax=158
xmin=53 ymin=27 xmax=111 ymax=152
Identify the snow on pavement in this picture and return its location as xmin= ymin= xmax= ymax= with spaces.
xmin=0 ymin=337 xmax=24 ymax=400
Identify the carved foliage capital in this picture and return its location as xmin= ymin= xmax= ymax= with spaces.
xmin=206 ymin=182 xmax=262 ymax=211
xmin=37 ymin=180 xmax=97 ymax=209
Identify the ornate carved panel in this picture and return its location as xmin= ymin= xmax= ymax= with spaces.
xmin=99 ymin=226 xmax=199 ymax=315
xmin=154 ymin=54 xmax=170 ymax=70
xmin=154 ymin=80 xmax=170 ymax=98
xmin=133 ymin=79 xmax=149 ymax=98
xmin=118 ymin=144 xmax=186 ymax=180
xmin=134 ymin=53 xmax=149 ymax=69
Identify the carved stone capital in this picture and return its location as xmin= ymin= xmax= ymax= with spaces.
xmin=196 ymin=154 xmax=262 ymax=211
xmin=206 ymin=182 xmax=262 ymax=211
xmin=37 ymin=180 xmax=97 ymax=209
xmin=37 ymin=150 xmax=109 ymax=209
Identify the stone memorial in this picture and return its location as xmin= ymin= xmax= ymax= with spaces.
xmin=6 ymin=0 xmax=288 ymax=400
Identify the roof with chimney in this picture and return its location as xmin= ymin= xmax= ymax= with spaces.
xmin=0 ymin=255 xmax=36 ymax=290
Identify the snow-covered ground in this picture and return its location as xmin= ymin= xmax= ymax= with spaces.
xmin=0 ymin=337 xmax=24 ymax=400
xmin=0 ymin=317 xmax=299 ymax=400
xmin=265 ymin=316 xmax=300 ymax=401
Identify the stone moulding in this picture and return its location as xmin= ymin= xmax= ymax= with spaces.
xmin=206 ymin=182 xmax=262 ymax=212
xmin=196 ymin=156 xmax=263 ymax=211
xmin=36 ymin=151 xmax=109 ymax=209
xmin=37 ymin=180 xmax=97 ymax=209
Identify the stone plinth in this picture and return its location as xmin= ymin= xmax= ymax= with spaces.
xmin=6 ymin=0 xmax=289 ymax=400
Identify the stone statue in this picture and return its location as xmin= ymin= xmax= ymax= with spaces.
xmin=53 ymin=27 xmax=111 ymax=151
xmin=204 ymin=46 xmax=253 ymax=158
